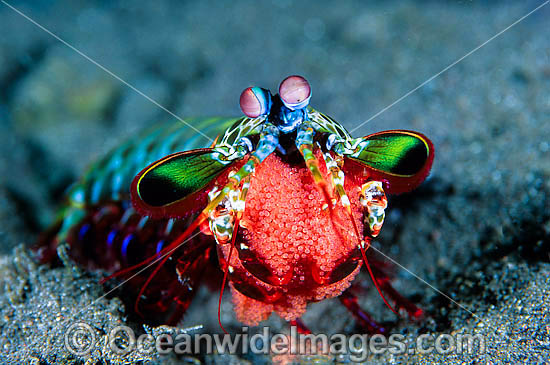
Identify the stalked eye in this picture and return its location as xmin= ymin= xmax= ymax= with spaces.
xmin=279 ymin=75 xmax=311 ymax=110
xmin=239 ymin=87 xmax=272 ymax=118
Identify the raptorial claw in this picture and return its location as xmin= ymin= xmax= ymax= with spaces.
xmin=360 ymin=181 xmax=387 ymax=237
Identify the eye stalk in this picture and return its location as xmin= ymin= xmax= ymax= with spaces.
xmin=239 ymin=87 xmax=272 ymax=118
xmin=278 ymin=75 xmax=311 ymax=110
xmin=239 ymin=76 xmax=312 ymax=134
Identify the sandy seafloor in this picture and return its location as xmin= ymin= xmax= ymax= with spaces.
xmin=0 ymin=0 xmax=549 ymax=363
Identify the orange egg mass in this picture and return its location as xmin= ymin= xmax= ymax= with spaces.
xmin=216 ymin=151 xmax=366 ymax=325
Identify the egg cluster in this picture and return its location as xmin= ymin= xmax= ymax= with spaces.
xmin=218 ymin=152 xmax=369 ymax=323
xmin=241 ymin=152 xmax=364 ymax=288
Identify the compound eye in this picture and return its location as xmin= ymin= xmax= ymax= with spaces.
xmin=279 ymin=75 xmax=311 ymax=110
xmin=239 ymin=87 xmax=272 ymax=118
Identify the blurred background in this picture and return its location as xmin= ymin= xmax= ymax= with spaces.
xmin=0 ymin=0 xmax=548 ymax=363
